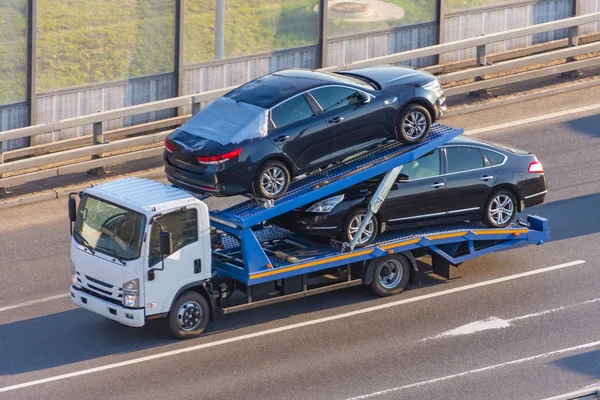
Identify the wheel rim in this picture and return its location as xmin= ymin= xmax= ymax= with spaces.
xmin=378 ymin=259 xmax=403 ymax=290
xmin=261 ymin=166 xmax=286 ymax=196
xmin=177 ymin=301 xmax=203 ymax=331
xmin=402 ymin=111 xmax=427 ymax=139
xmin=489 ymin=194 xmax=514 ymax=225
xmin=348 ymin=214 xmax=374 ymax=245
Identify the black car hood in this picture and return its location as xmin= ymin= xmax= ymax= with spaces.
xmin=342 ymin=66 xmax=435 ymax=90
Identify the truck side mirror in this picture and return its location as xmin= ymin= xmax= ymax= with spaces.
xmin=68 ymin=197 xmax=77 ymax=222
xmin=160 ymin=231 xmax=173 ymax=255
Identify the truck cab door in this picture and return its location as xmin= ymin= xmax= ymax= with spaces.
xmin=144 ymin=207 xmax=210 ymax=316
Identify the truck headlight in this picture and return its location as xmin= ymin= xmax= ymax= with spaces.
xmin=306 ymin=194 xmax=344 ymax=213
xmin=423 ymin=79 xmax=444 ymax=98
xmin=123 ymin=279 xmax=139 ymax=308
xmin=71 ymin=261 xmax=78 ymax=286
xmin=123 ymin=295 xmax=139 ymax=308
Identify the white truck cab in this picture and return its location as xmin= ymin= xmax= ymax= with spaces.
xmin=69 ymin=178 xmax=213 ymax=336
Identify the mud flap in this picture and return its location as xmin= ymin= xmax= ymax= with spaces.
xmin=431 ymin=252 xmax=453 ymax=280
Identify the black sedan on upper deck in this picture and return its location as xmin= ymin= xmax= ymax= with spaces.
xmin=164 ymin=66 xmax=446 ymax=199
xmin=272 ymin=136 xmax=548 ymax=247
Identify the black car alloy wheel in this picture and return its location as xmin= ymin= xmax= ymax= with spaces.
xmin=253 ymin=159 xmax=291 ymax=200
xmin=396 ymin=104 xmax=432 ymax=144
xmin=483 ymin=189 xmax=517 ymax=228
xmin=343 ymin=208 xmax=379 ymax=247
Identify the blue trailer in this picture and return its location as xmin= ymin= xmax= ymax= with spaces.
xmin=68 ymin=123 xmax=549 ymax=338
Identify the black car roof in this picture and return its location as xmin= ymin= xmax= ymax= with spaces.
xmin=224 ymin=69 xmax=371 ymax=109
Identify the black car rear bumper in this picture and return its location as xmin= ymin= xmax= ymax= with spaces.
xmin=164 ymin=157 xmax=250 ymax=197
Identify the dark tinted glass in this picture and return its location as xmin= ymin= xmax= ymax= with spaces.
xmin=271 ymin=95 xmax=314 ymax=128
xmin=310 ymin=86 xmax=361 ymax=112
xmin=484 ymin=149 xmax=506 ymax=166
xmin=402 ymin=149 xmax=440 ymax=180
xmin=446 ymin=147 xmax=485 ymax=173
xmin=149 ymin=209 xmax=198 ymax=268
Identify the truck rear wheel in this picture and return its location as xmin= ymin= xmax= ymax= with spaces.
xmin=168 ymin=291 xmax=210 ymax=339
xmin=368 ymin=254 xmax=411 ymax=297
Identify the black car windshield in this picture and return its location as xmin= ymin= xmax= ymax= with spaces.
xmin=73 ymin=195 xmax=146 ymax=261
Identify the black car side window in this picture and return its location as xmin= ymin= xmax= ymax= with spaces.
xmin=446 ymin=147 xmax=485 ymax=174
xmin=309 ymin=86 xmax=362 ymax=112
xmin=149 ymin=209 xmax=198 ymax=268
xmin=271 ymin=95 xmax=314 ymax=128
xmin=483 ymin=149 xmax=506 ymax=166
xmin=402 ymin=149 xmax=440 ymax=180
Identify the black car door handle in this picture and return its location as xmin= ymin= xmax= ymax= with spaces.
xmin=273 ymin=135 xmax=289 ymax=142
xmin=328 ymin=116 xmax=344 ymax=123
xmin=480 ymin=175 xmax=494 ymax=181
xmin=430 ymin=182 xmax=445 ymax=188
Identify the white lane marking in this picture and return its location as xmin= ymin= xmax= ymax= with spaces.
xmin=0 ymin=259 xmax=585 ymax=393
xmin=420 ymin=296 xmax=600 ymax=342
xmin=347 ymin=340 xmax=600 ymax=400
xmin=0 ymin=293 xmax=70 ymax=313
xmin=463 ymin=102 xmax=600 ymax=136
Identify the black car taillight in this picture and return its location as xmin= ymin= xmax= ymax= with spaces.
xmin=197 ymin=148 xmax=242 ymax=164
xmin=528 ymin=161 xmax=543 ymax=173
xmin=164 ymin=138 xmax=175 ymax=153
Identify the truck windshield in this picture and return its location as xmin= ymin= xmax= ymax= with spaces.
xmin=73 ymin=195 xmax=146 ymax=261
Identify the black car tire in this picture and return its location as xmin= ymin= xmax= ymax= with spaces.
xmin=396 ymin=104 xmax=432 ymax=144
xmin=483 ymin=189 xmax=518 ymax=228
xmin=253 ymin=160 xmax=291 ymax=200
xmin=168 ymin=291 xmax=210 ymax=339
xmin=342 ymin=208 xmax=379 ymax=247
xmin=368 ymin=254 xmax=411 ymax=297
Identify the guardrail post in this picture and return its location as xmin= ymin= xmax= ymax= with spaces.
xmin=470 ymin=44 xmax=489 ymax=97
xmin=27 ymin=0 xmax=38 ymax=129
xmin=318 ymin=0 xmax=328 ymax=68
xmin=0 ymin=141 xmax=5 ymax=195
xmin=88 ymin=122 xmax=106 ymax=176
xmin=175 ymin=0 xmax=185 ymax=116
xmin=192 ymin=101 xmax=202 ymax=116
xmin=215 ymin=0 xmax=225 ymax=60
xmin=562 ymin=0 xmax=581 ymax=78
xmin=436 ymin=0 xmax=446 ymax=64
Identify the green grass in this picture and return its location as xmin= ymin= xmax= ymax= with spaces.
xmin=0 ymin=0 xmax=527 ymax=105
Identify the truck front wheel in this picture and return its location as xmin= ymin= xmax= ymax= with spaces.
xmin=168 ymin=291 xmax=210 ymax=339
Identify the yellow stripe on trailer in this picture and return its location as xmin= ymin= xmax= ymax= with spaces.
xmin=250 ymin=249 xmax=374 ymax=280
xmin=472 ymin=229 xmax=528 ymax=235
xmin=380 ymin=238 xmax=421 ymax=250
xmin=427 ymin=231 xmax=468 ymax=240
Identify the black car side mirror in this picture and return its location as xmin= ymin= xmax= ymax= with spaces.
xmin=360 ymin=92 xmax=371 ymax=104
xmin=397 ymin=173 xmax=410 ymax=183
xmin=160 ymin=231 xmax=173 ymax=255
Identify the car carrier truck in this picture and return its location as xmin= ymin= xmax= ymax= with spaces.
xmin=67 ymin=124 xmax=549 ymax=339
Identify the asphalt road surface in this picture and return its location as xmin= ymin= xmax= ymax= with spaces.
xmin=1 ymin=90 xmax=600 ymax=400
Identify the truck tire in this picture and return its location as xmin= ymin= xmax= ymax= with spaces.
xmin=168 ymin=291 xmax=210 ymax=339
xmin=368 ymin=254 xmax=411 ymax=297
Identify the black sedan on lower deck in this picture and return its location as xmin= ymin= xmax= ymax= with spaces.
xmin=272 ymin=136 xmax=547 ymax=247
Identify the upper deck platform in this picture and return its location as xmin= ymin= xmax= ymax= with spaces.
xmin=210 ymin=123 xmax=463 ymax=230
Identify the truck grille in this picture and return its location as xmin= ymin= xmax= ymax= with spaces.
xmin=81 ymin=275 xmax=122 ymax=301
xmin=85 ymin=275 xmax=113 ymax=288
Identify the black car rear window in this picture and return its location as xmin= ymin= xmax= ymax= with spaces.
xmin=225 ymin=74 xmax=320 ymax=109
xmin=484 ymin=149 xmax=506 ymax=166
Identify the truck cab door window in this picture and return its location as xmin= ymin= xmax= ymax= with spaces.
xmin=149 ymin=209 xmax=198 ymax=268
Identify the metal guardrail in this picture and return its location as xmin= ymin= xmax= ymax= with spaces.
xmin=1 ymin=11 xmax=599 ymax=192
